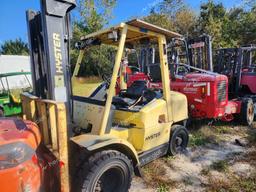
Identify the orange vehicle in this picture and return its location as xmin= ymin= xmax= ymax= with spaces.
xmin=0 ymin=118 xmax=41 ymax=192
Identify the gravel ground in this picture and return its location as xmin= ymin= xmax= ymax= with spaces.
xmin=130 ymin=123 xmax=256 ymax=192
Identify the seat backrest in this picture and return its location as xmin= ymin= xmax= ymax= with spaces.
xmin=126 ymin=80 xmax=147 ymax=98
xmin=149 ymin=65 xmax=161 ymax=82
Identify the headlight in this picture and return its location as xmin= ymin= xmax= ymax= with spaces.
xmin=0 ymin=142 xmax=34 ymax=170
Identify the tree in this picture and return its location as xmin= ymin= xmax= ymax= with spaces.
xmin=77 ymin=0 xmax=116 ymax=33
xmin=156 ymin=0 xmax=186 ymax=17
xmin=198 ymin=1 xmax=256 ymax=47
xmin=173 ymin=8 xmax=197 ymax=36
xmin=72 ymin=0 xmax=117 ymax=46
xmin=143 ymin=9 xmax=175 ymax=31
xmin=198 ymin=1 xmax=228 ymax=48
xmin=235 ymin=6 xmax=256 ymax=45
xmin=70 ymin=0 xmax=117 ymax=76
xmin=143 ymin=0 xmax=197 ymax=37
xmin=0 ymin=38 xmax=29 ymax=55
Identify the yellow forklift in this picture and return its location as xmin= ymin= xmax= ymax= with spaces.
xmin=21 ymin=0 xmax=189 ymax=191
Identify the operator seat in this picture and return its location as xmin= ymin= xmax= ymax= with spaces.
xmin=112 ymin=80 xmax=162 ymax=110
xmin=112 ymin=80 xmax=147 ymax=109
xmin=120 ymin=80 xmax=147 ymax=99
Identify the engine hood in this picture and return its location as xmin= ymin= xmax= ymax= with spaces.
xmin=0 ymin=118 xmax=41 ymax=150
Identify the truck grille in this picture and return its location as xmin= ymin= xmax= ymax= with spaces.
xmin=217 ymin=80 xmax=226 ymax=102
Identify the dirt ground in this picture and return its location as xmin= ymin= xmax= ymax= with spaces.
xmin=130 ymin=121 xmax=256 ymax=192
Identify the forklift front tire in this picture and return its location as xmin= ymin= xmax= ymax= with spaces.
xmin=77 ymin=150 xmax=133 ymax=192
xmin=241 ymin=98 xmax=254 ymax=126
xmin=168 ymin=125 xmax=189 ymax=156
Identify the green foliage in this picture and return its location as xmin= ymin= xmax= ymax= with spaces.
xmin=78 ymin=0 xmax=116 ymax=33
xmin=236 ymin=177 xmax=256 ymax=192
xmin=189 ymin=133 xmax=209 ymax=147
xmin=215 ymin=126 xmax=232 ymax=134
xmin=143 ymin=0 xmax=197 ymax=36
xmin=198 ymin=1 xmax=256 ymax=48
xmin=0 ymin=38 xmax=29 ymax=55
xmin=189 ymin=126 xmax=221 ymax=147
xmin=156 ymin=183 xmax=169 ymax=192
xmin=72 ymin=0 xmax=256 ymax=77
xmin=236 ymin=7 xmax=256 ymax=45
xmin=77 ymin=45 xmax=116 ymax=77
xmin=173 ymin=8 xmax=197 ymax=35
xmin=143 ymin=12 xmax=174 ymax=31
xmin=198 ymin=1 xmax=229 ymax=48
xmin=144 ymin=0 xmax=256 ymax=49
xmin=71 ymin=0 xmax=117 ymax=76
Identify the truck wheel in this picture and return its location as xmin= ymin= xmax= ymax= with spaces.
xmin=241 ymin=98 xmax=254 ymax=126
xmin=168 ymin=125 xmax=189 ymax=156
xmin=77 ymin=150 xmax=133 ymax=192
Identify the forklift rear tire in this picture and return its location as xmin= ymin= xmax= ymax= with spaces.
xmin=77 ymin=150 xmax=133 ymax=192
xmin=168 ymin=125 xmax=189 ymax=156
xmin=241 ymin=98 xmax=254 ymax=126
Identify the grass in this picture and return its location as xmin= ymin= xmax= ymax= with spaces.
xmin=210 ymin=160 xmax=229 ymax=172
xmin=1 ymin=76 xmax=102 ymax=101
xmin=183 ymin=177 xmax=193 ymax=186
xmin=141 ymin=123 xmax=256 ymax=192
xmin=236 ymin=149 xmax=256 ymax=167
xmin=142 ymin=160 xmax=176 ymax=190
xmin=201 ymin=167 xmax=210 ymax=176
xmin=6 ymin=76 xmax=102 ymax=99
xmin=247 ymin=129 xmax=256 ymax=144
xmin=189 ymin=133 xmax=209 ymax=147
xmin=156 ymin=184 xmax=169 ymax=192
xmin=215 ymin=126 xmax=233 ymax=134
xmin=189 ymin=126 xmax=220 ymax=147
xmin=206 ymin=173 xmax=256 ymax=192
xmin=188 ymin=122 xmax=238 ymax=147
xmin=205 ymin=149 xmax=256 ymax=192
xmin=234 ymin=176 xmax=256 ymax=192
xmin=164 ymin=155 xmax=176 ymax=162
xmin=72 ymin=76 xmax=102 ymax=97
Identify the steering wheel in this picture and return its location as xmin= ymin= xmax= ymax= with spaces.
xmin=129 ymin=66 xmax=140 ymax=73
xmin=102 ymin=73 xmax=122 ymax=90
xmin=177 ymin=65 xmax=189 ymax=75
xmin=101 ymin=73 xmax=111 ymax=86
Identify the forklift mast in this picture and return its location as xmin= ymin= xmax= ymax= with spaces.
xmin=135 ymin=35 xmax=214 ymax=82
xmin=215 ymin=46 xmax=256 ymax=95
xmin=26 ymin=0 xmax=76 ymax=105
xmin=168 ymin=35 xmax=213 ymax=71
xmin=186 ymin=35 xmax=213 ymax=71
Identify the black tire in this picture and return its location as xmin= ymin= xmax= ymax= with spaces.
xmin=75 ymin=150 xmax=133 ymax=192
xmin=241 ymin=98 xmax=254 ymax=126
xmin=167 ymin=125 xmax=189 ymax=156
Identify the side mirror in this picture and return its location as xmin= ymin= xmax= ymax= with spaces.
xmin=75 ymin=42 xmax=82 ymax=50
